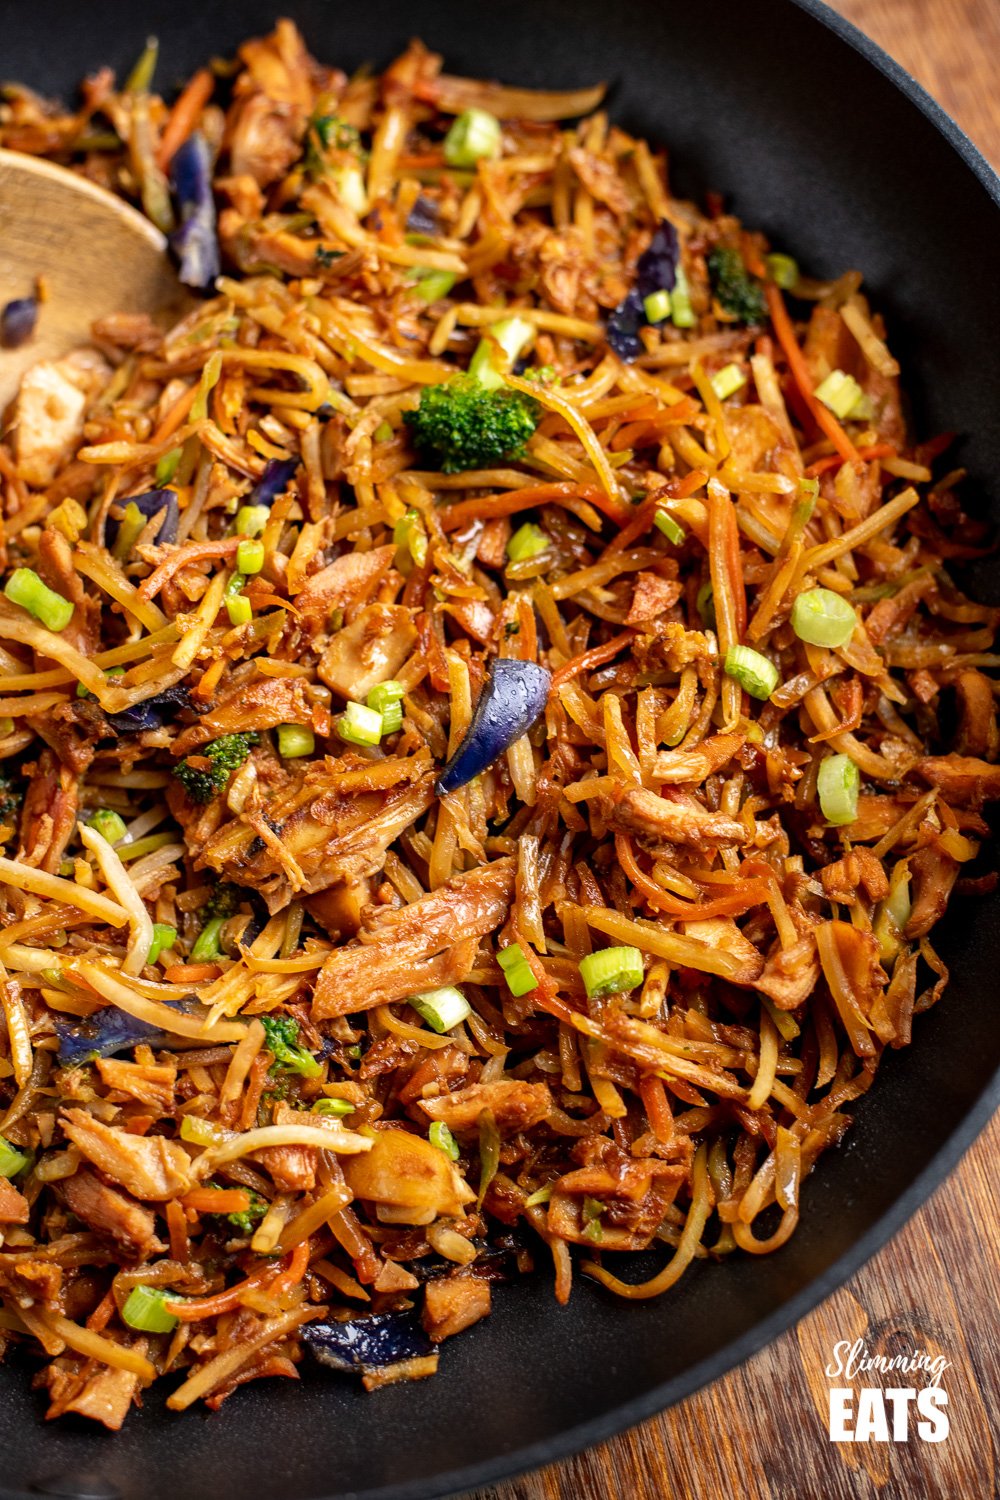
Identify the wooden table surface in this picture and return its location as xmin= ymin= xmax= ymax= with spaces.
xmin=467 ymin=5 xmax=1000 ymax=1497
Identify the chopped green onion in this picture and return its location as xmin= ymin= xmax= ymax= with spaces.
xmin=791 ymin=588 xmax=858 ymax=648
xmin=147 ymin=923 xmax=177 ymax=966
xmin=497 ymin=941 xmax=538 ymax=996
xmin=312 ymin=1097 xmax=355 ymax=1117
xmin=122 ymin=1285 xmax=179 ymax=1334
xmin=710 ymin=362 xmax=746 ymax=400
xmin=225 ymin=571 xmax=247 ymax=597
xmin=724 ymin=644 xmax=779 ymax=700
xmin=507 ymin=522 xmax=549 ymax=563
xmin=798 ymin=474 xmax=819 ymax=505
xmin=428 ymin=1121 xmax=460 ymax=1160
xmin=367 ymin=680 xmax=404 ymax=711
xmin=179 ymin=1114 xmax=225 ymax=1146
xmin=579 ymin=945 xmax=644 ymax=999
xmin=393 ymin=508 xmax=428 ymax=568
xmin=0 ymin=1135 xmax=29 ymax=1178
xmin=77 ymin=665 xmax=125 ymax=701
xmin=654 ymin=511 xmax=686 ymax=545
xmin=235 ymin=504 xmax=269 ymax=537
xmin=581 ymin=1197 xmax=604 ymax=1241
xmin=155 ymin=446 xmax=182 ymax=485
xmin=0 ymin=718 xmax=13 ymax=737
xmin=524 ymin=1184 xmax=552 ymax=1208
xmin=4 ymin=568 xmax=74 ymax=633
xmin=236 ymin=539 xmax=265 ymax=575
xmin=373 ymin=421 xmax=394 ymax=442
xmin=125 ymin=35 xmax=159 ymax=94
xmin=226 ymin=595 xmax=253 ymax=627
xmin=276 ymin=723 xmax=315 ymax=758
xmin=409 ymin=985 xmax=471 ymax=1033
xmin=817 ymin=753 xmax=860 ymax=826
xmin=670 ymin=266 xmax=696 ymax=328
xmin=411 ymin=268 xmax=457 ymax=302
xmin=643 ymin=289 xmax=672 ymax=325
xmin=443 ymin=108 xmax=502 ymax=167
xmin=112 ymin=501 xmax=148 ymax=561
xmin=814 ymin=369 xmax=865 ymax=419
xmin=469 ymin=316 xmax=534 ymax=389
xmin=191 ymin=916 xmax=226 ymax=963
xmin=338 ymin=701 xmax=383 ymax=747
xmin=87 ymin=809 xmax=128 ymax=845
xmin=766 ymin=252 xmax=799 ymax=290
xmin=873 ymin=862 xmax=911 ymax=963
xmin=696 ymin=580 xmax=716 ymax=629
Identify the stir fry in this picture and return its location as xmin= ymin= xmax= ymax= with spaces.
xmin=0 ymin=20 xmax=996 ymax=1427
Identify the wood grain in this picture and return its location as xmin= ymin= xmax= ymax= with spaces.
xmin=465 ymin=7 xmax=1000 ymax=1496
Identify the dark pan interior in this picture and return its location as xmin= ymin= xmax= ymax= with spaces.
xmin=1 ymin=3 xmax=999 ymax=1498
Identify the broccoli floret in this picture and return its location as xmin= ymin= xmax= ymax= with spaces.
xmin=260 ymin=1015 xmax=322 ymax=1079
xmin=199 ymin=882 xmax=245 ymax=922
xmin=227 ymin=1191 xmax=267 ymax=1235
xmin=404 ymin=376 xmax=540 ymax=474
xmin=707 ymin=246 xmax=766 ymax=324
xmin=172 ymin=733 xmax=258 ymax=804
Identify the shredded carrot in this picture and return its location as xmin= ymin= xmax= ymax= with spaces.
xmin=268 ymin=1238 xmax=311 ymax=1299
xmin=156 ymin=68 xmax=215 ymax=171
xmin=182 ymin=1188 xmax=252 ymax=1215
xmin=550 ymin=629 xmax=634 ymax=692
xmin=139 ymin=539 xmax=241 ymax=602
xmin=766 ymin=285 xmax=859 ymax=463
xmin=162 ymin=962 xmax=222 ymax=984
xmin=150 ymin=383 xmax=199 ymax=446
xmin=616 ymin=835 xmax=771 ymax=919
xmin=639 ymin=1074 xmax=674 ymax=1144
xmin=167 ymin=1263 xmax=275 ymax=1321
xmin=86 ymin=1287 xmax=117 ymax=1333
xmin=438 ymin=481 xmax=614 ymax=532
xmin=166 ymin=1198 xmax=191 ymax=1263
xmin=805 ymin=442 xmax=896 ymax=478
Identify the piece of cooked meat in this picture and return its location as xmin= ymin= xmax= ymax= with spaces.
xmin=420 ymin=1081 xmax=552 ymax=1135
xmin=317 ymin=603 xmax=418 ymax=700
xmin=913 ymin=754 xmax=1000 ymax=806
xmin=195 ymin=753 xmax=436 ymax=911
xmin=10 ymin=349 xmax=110 ymax=486
xmin=648 ymin=732 xmax=745 ymax=784
xmin=58 ymin=1170 xmax=160 ymax=1258
xmin=0 ymin=1176 xmax=29 ymax=1224
xmin=422 ymin=1274 xmax=491 ymax=1343
xmin=602 ymin=784 xmax=748 ymax=850
xmin=60 ymin=1110 xmax=193 ymax=1200
xmin=312 ymin=858 xmax=515 ymax=1020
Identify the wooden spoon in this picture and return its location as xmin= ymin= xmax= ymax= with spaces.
xmin=0 ymin=148 xmax=186 ymax=410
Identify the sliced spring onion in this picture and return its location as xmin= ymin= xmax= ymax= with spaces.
xmin=226 ymin=594 xmax=253 ymax=627
xmin=817 ymin=753 xmax=860 ymax=826
xmin=428 ymin=1121 xmax=460 ymax=1160
xmin=180 ymin=1115 xmax=226 ymax=1147
xmin=443 ymin=107 xmax=502 ymax=167
xmin=155 ymin=446 xmax=182 ymax=485
xmin=814 ymin=369 xmax=865 ymax=419
xmin=524 ymin=1184 xmax=552 ymax=1208
xmin=579 ymin=945 xmax=644 ymax=999
xmin=338 ymin=701 xmax=383 ymax=747
xmin=710 ymin=362 xmax=746 ymax=400
xmin=0 ymin=1135 xmax=29 ymax=1178
xmin=469 ymin=316 xmax=534 ymax=390
xmin=4 ymin=567 xmax=74 ymax=632
xmin=112 ymin=501 xmax=148 ymax=561
xmin=791 ymin=588 xmax=858 ymax=648
xmin=724 ymin=644 xmax=779 ymax=700
xmin=235 ymin=538 xmax=265 ymax=575
xmin=87 ymin=809 xmax=128 ymax=844
xmin=235 ymin=503 xmax=269 ymax=537
xmin=122 ymin=1285 xmax=179 ymax=1334
xmin=367 ymin=680 xmax=404 ymax=735
xmin=696 ymin=580 xmax=716 ymax=629
xmin=412 ymin=268 xmax=457 ymax=302
xmin=276 ymin=724 xmax=315 ymax=758
xmin=670 ymin=266 xmax=696 ymax=328
xmin=643 ymin=289 xmax=672 ymax=324
xmin=191 ymin=916 xmax=226 ymax=963
xmin=766 ymin=252 xmax=799 ymax=290
xmin=507 ymin=522 xmax=549 ymax=563
xmin=312 ymin=1097 xmax=355 ymax=1117
xmin=409 ymin=985 xmax=471 ymax=1033
xmin=654 ymin=510 xmax=686 ymax=545
xmin=393 ymin=508 xmax=428 ymax=568
xmin=147 ymin=923 xmax=177 ymax=966
xmin=497 ymin=941 xmax=538 ymax=996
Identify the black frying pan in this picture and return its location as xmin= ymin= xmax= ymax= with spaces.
xmin=1 ymin=3 xmax=998 ymax=1497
